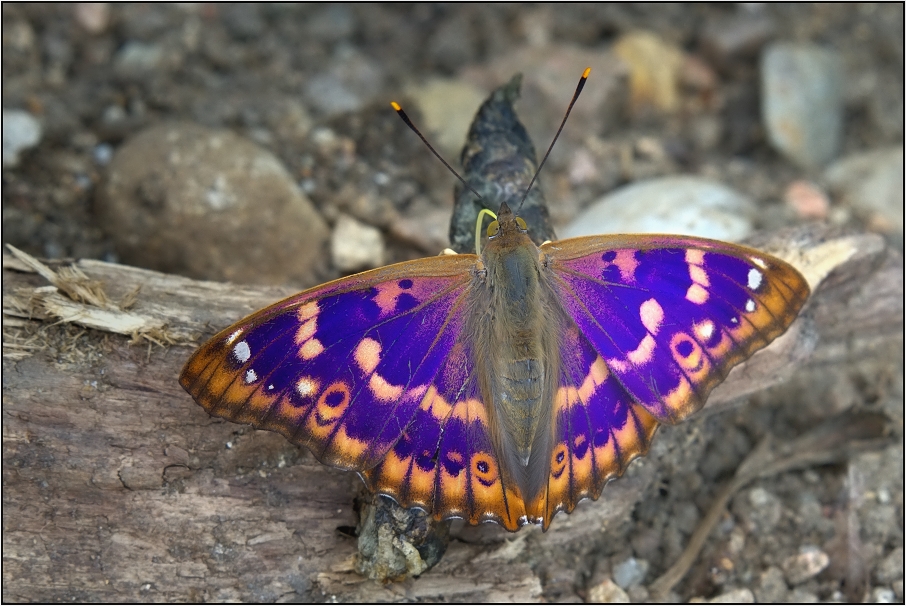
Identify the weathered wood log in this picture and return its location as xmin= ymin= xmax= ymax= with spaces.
xmin=2 ymin=226 xmax=901 ymax=602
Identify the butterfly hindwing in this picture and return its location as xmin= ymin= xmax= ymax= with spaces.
xmin=363 ymin=335 xmax=529 ymax=530
xmin=180 ymin=255 xmax=479 ymax=472
xmin=530 ymin=316 xmax=659 ymax=529
xmin=543 ymin=235 xmax=810 ymax=424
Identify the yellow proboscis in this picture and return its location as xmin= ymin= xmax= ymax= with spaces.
xmin=475 ymin=208 xmax=498 ymax=256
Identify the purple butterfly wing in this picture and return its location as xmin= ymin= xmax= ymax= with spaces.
xmin=180 ymin=256 xmax=478 ymax=472
xmin=528 ymin=315 xmax=658 ymax=529
xmin=542 ymin=235 xmax=810 ymax=424
xmin=181 ymin=254 xmax=529 ymax=529
xmin=363 ymin=334 xmax=529 ymax=530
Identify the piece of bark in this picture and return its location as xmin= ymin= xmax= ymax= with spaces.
xmin=2 ymin=226 xmax=901 ymax=602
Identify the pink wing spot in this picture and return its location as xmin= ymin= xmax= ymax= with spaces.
xmin=232 ymin=340 xmax=251 ymax=363
xmin=685 ymin=249 xmax=705 ymax=265
xmin=295 ymin=318 xmax=317 ymax=344
xmin=300 ymin=338 xmax=324 ymax=360
xmin=695 ymin=320 xmax=715 ymax=340
xmin=354 ymin=337 xmax=381 ymax=374
xmin=556 ymin=386 xmax=581 ymax=411
xmin=612 ymin=250 xmax=640 ymax=282
xmin=244 ymin=368 xmax=258 ymax=384
xmin=640 ymin=298 xmax=665 ymax=335
xmin=369 ymin=373 xmax=404 ymax=402
xmin=406 ymin=384 xmax=428 ymax=400
xmin=296 ymin=301 xmax=319 ymax=322
xmin=608 ymin=357 xmax=629 ymax=373
xmin=419 ymin=386 xmax=453 ymax=420
xmin=627 ymin=334 xmax=656 ymax=366
xmin=689 ymin=264 xmax=709 ymax=287
xmin=627 ymin=334 xmax=657 ymax=365
xmin=226 ymin=329 xmax=244 ymax=345
xmin=686 ymin=283 xmax=709 ymax=304
xmin=578 ymin=356 xmax=610 ymax=401
xmin=296 ymin=377 xmax=319 ymax=397
xmin=372 ymin=282 xmax=407 ymax=316
xmin=452 ymin=398 xmax=488 ymax=424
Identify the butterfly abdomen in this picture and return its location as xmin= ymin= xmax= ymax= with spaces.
xmin=475 ymin=218 xmax=561 ymax=505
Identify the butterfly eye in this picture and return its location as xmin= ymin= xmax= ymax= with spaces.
xmin=515 ymin=217 xmax=528 ymax=231
xmin=487 ymin=220 xmax=500 ymax=237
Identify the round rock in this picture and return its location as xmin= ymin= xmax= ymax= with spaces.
xmin=331 ymin=213 xmax=385 ymax=272
xmin=97 ymin=122 xmax=327 ymax=285
xmin=2 ymin=109 xmax=42 ymax=168
xmin=761 ymin=43 xmax=843 ymax=168
xmin=561 ymin=176 xmax=754 ymax=241
xmin=825 ymin=146 xmax=904 ymax=234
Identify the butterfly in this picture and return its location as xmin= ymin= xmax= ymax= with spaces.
xmin=179 ymin=200 xmax=809 ymax=531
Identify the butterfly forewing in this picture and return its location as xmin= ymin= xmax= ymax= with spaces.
xmin=180 ymin=256 xmax=479 ymax=471
xmin=543 ymin=235 xmax=809 ymax=424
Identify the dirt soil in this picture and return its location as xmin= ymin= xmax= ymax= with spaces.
xmin=2 ymin=4 xmax=902 ymax=603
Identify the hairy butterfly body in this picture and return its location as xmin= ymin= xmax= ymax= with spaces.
xmin=180 ymin=202 xmax=809 ymax=530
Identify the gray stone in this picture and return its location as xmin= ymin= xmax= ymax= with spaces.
xmin=586 ymin=578 xmax=629 ymax=603
xmin=404 ymin=78 xmax=488 ymax=157
xmin=825 ymin=146 xmax=904 ymax=234
xmin=304 ymin=51 xmax=383 ymax=117
xmin=611 ymin=557 xmax=649 ymax=589
xmin=331 ymin=213 xmax=385 ymax=271
xmin=743 ymin=487 xmax=782 ymax=533
xmin=561 ymin=176 xmax=754 ymax=241
xmin=761 ymin=43 xmax=843 ymax=168
xmin=2 ymin=109 xmax=42 ymax=168
xmin=97 ymin=122 xmax=328 ymax=285
xmin=789 ymin=588 xmax=819 ymax=603
xmin=875 ymin=548 xmax=904 ymax=585
xmin=755 ymin=566 xmax=789 ymax=603
xmin=708 ymin=587 xmax=755 ymax=603
xmin=702 ymin=8 xmax=776 ymax=63
xmin=783 ymin=546 xmax=830 ymax=585
xmin=114 ymin=41 xmax=164 ymax=74
xmin=872 ymin=587 xmax=897 ymax=603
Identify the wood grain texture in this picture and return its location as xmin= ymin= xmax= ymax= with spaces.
xmin=2 ymin=226 xmax=901 ymax=602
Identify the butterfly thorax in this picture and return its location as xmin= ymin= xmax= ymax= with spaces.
xmin=470 ymin=204 xmax=560 ymax=502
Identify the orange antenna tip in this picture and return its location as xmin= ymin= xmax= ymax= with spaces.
xmin=390 ymin=101 xmax=402 ymax=111
xmin=582 ymin=67 xmax=591 ymax=78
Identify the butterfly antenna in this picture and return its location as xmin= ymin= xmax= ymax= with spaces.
xmin=517 ymin=67 xmax=591 ymax=212
xmin=391 ymin=101 xmax=483 ymax=201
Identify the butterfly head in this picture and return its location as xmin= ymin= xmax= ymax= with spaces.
xmin=486 ymin=202 xmax=529 ymax=240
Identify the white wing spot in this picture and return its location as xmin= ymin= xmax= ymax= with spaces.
xmin=747 ymin=268 xmax=763 ymax=290
xmin=297 ymin=377 xmax=318 ymax=397
xmin=268 ymin=384 xmax=275 ymax=391
xmin=731 ymin=317 xmax=739 ymax=324
xmin=226 ymin=329 xmax=244 ymax=345
xmin=745 ymin=299 xmax=756 ymax=312
xmin=696 ymin=320 xmax=715 ymax=340
xmin=752 ymin=257 xmax=768 ymax=269
xmin=245 ymin=368 xmax=258 ymax=383
xmin=233 ymin=340 xmax=251 ymax=363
